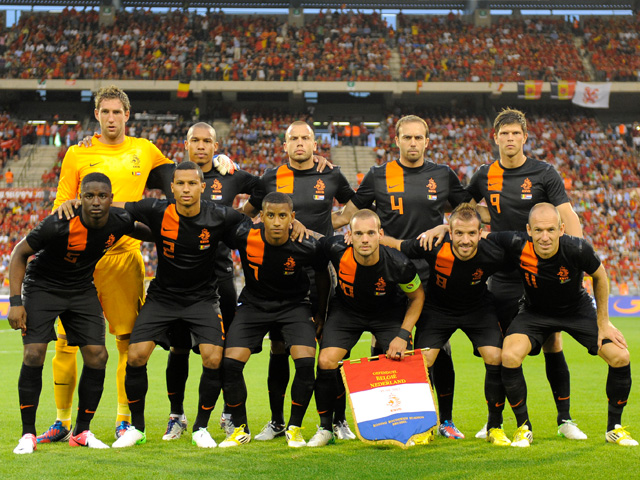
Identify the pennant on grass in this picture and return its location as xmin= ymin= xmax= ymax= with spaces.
xmin=341 ymin=349 xmax=438 ymax=449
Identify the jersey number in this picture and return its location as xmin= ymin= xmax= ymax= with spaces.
xmin=490 ymin=193 xmax=501 ymax=214
xmin=524 ymin=272 xmax=538 ymax=288
xmin=339 ymin=280 xmax=355 ymax=298
xmin=64 ymin=251 xmax=80 ymax=264
xmin=163 ymin=240 xmax=175 ymax=259
xmin=390 ymin=195 xmax=404 ymax=215
xmin=435 ymin=274 xmax=448 ymax=289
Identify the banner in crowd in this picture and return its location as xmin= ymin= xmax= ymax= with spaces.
xmin=517 ymin=80 xmax=543 ymax=100
xmin=609 ymin=296 xmax=640 ymax=316
xmin=177 ymin=81 xmax=190 ymax=98
xmin=572 ymin=81 xmax=612 ymax=108
xmin=550 ymin=81 xmax=576 ymax=100
xmin=0 ymin=188 xmax=55 ymax=200
xmin=341 ymin=350 xmax=438 ymax=449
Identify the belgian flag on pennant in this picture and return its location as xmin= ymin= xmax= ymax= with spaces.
xmin=517 ymin=80 xmax=543 ymax=100
xmin=550 ymin=81 xmax=576 ymax=100
xmin=177 ymin=80 xmax=190 ymax=99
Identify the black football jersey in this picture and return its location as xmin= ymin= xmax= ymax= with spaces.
xmin=489 ymin=232 xmax=601 ymax=316
xmin=24 ymin=206 xmax=136 ymax=291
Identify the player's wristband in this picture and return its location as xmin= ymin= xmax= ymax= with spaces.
xmin=396 ymin=328 xmax=411 ymax=342
xmin=9 ymin=295 xmax=23 ymax=307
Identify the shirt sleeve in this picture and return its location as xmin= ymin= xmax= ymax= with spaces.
xmin=350 ymin=167 xmax=376 ymax=210
xmin=222 ymin=214 xmax=252 ymax=250
xmin=25 ymin=215 xmax=58 ymax=252
xmin=52 ymin=147 xmax=81 ymax=210
xmin=334 ymin=170 xmax=356 ymax=204
xmin=543 ymin=167 xmax=571 ymax=206
xmin=123 ymin=198 xmax=158 ymax=226
xmin=248 ymin=173 xmax=268 ymax=211
xmin=466 ymin=167 xmax=485 ymax=203
xmin=146 ymin=163 xmax=175 ymax=199
xmin=447 ymin=167 xmax=473 ymax=207
xmin=239 ymin=170 xmax=260 ymax=195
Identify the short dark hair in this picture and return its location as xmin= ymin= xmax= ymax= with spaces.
xmin=493 ymin=108 xmax=527 ymax=135
xmin=81 ymin=172 xmax=112 ymax=192
xmin=350 ymin=208 xmax=381 ymax=230
xmin=262 ymin=191 xmax=293 ymax=211
xmin=449 ymin=202 xmax=481 ymax=226
xmin=174 ymin=160 xmax=204 ymax=183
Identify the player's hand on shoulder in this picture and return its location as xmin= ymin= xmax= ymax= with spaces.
xmin=343 ymin=230 xmax=352 ymax=245
xmin=213 ymin=154 xmax=236 ymax=176
xmin=290 ymin=219 xmax=310 ymax=243
xmin=8 ymin=306 xmax=27 ymax=334
xmin=56 ymin=199 xmax=81 ymax=219
xmin=314 ymin=155 xmax=334 ymax=172
xmin=418 ymin=224 xmax=448 ymax=250
xmin=78 ymin=134 xmax=99 ymax=148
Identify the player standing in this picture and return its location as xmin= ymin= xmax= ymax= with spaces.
xmin=467 ymin=108 xmax=585 ymax=440
xmin=161 ymin=122 xmax=258 ymax=440
xmin=241 ymin=121 xmax=356 ymax=441
xmin=112 ymin=161 xmax=245 ymax=449
xmin=332 ymin=115 xmax=471 ymax=439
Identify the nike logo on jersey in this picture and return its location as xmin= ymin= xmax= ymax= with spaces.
xmin=388 ymin=183 xmax=401 ymax=189
xmin=277 ymin=185 xmax=288 ymax=190
xmin=68 ymin=243 xmax=82 ymax=249
xmin=89 ymin=162 xmax=102 ymax=167
xmin=161 ymin=227 xmax=177 ymax=236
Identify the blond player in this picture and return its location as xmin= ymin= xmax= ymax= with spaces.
xmin=37 ymin=86 xmax=177 ymax=442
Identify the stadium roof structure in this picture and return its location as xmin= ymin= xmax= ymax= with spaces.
xmin=4 ymin=0 xmax=638 ymax=9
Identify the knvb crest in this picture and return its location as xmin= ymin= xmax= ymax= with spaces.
xmin=313 ymin=179 xmax=326 ymax=200
xmin=104 ymin=234 xmax=116 ymax=249
xmin=284 ymin=256 xmax=296 ymax=275
xmin=557 ymin=266 xmax=570 ymax=284
xmin=471 ymin=268 xmax=484 ymax=285
xmin=521 ymin=178 xmax=532 ymax=200
xmin=427 ymin=178 xmax=438 ymax=200
xmin=199 ymin=228 xmax=211 ymax=249
xmin=375 ymin=277 xmax=387 ymax=296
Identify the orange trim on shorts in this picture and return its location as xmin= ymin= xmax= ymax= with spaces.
xmin=246 ymin=228 xmax=265 ymax=265
xmin=434 ymin=243 xmax=455 ymax=277
xmin=276 ymin=165 xmax=294 ymax=194
xmin=487 ymin=161 xmax=504 ymax=192
xmin=385 ymin=160 xmax=404 ymax=193
xmin=338 ymin=247 xmax=357 ymax=285
xmin=519 ymin=241 xmax=538 ymax=275
xmin=67 ymin=216 xmax=88 ymax=251
xmin=161 ymin=204 xmax=179 ymax=240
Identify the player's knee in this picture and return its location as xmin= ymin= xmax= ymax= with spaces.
xmin=481 ymin=347 xmax=502 ymax=366
xmin=605 ymin=348 xmax=630 ymax=368
xmin=501 ymin=348 xmax=524 ymax=368
xmin=23 ymin=345 xmax=46 ymax=367
xmin=82 ymin=346 xmax=108 ymax=369
xmin=318 ymin=351 xmax=339 ymax=370
xmin=201 ymin=349 xmax=223 ymax=369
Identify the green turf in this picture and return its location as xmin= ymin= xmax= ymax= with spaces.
xmin=0 ymin=319 xmax=638 ymax=480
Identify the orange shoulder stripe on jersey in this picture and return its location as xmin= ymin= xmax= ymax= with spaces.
xmin=67 ymin=216 xmax=88 ymax=251
xmin=519 ymin=241 xmax=538 ymax=275
xmin=338 ymin=246 xmax=357 ymax=285
xmin=276 ymin=165 xmax=294 ymax=194
xmin=487 ymin=161 xmax=504 ymax=192
xmin=434 ymin=242 xmax=455 ymax=277
xmin=160 ymin=204 xmax=179 ymax=241
xmin=385 ymin=160 xmax=404 ymax=193
xmin=246 ymin=228 xmax=265 ymax=265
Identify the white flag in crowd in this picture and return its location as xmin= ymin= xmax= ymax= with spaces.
xmin=572 ymin=81 xmax=612 ymax=109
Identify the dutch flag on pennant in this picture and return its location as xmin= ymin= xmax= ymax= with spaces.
xmin=341 ymin=350 xmax=438 ymax=448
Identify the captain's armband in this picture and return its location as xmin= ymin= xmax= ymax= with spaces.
xmin=399 ymin=273 xmax=421 ymax=293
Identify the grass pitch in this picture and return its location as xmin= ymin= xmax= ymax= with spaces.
xmin=0 ymin=319 xmax=638 ymax=480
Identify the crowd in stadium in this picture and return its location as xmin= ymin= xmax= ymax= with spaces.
xmin=0 ymin=9 xmax=638 ymax=82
